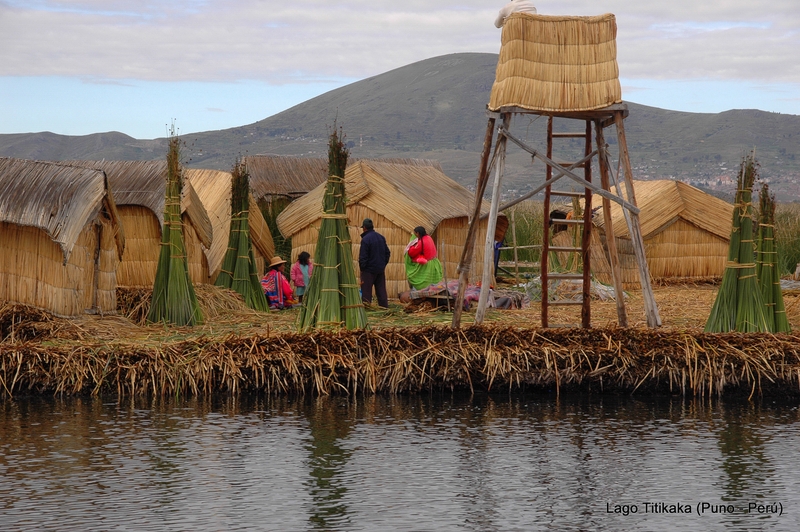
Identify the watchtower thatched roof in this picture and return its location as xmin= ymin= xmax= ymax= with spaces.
xmin=489 ymin=13 xmax=622 ymax=113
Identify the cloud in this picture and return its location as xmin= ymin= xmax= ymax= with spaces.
xmin=1 ymin=0 xmax=798 ymax=85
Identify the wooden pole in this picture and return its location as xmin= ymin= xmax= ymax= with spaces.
xmin=594 ymin=120 xmax=628 ymax=326
xmin=614 ymin=112 xmax=662 ymax=327
xmin=511 ymin=209 xmax=520 ymax=287
xmin=475 ymin=120 xmax=509 ymax=324
xmin=452 ymin=116 xmax=497 ymax=327
xmin=581 ymin=120 xmax=592 ymax=328
xmin=541 ymin=117 xmax=554 ymax=327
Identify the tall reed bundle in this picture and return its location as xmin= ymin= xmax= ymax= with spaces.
xmin=757 ymin=185 xmax=790 ymax=332
xmin=146 ymin=129 xmax=203 ymax=326
xmin=214 ymin=161 xmax=269 ymax=311
xmin=705 ymin=153 xmax=768 ymax=332
xmin=297 ymin=129 xmax=367 ymax=331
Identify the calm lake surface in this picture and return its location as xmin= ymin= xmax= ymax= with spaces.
xmin=2 ymin=392 xmax=799 ymax=531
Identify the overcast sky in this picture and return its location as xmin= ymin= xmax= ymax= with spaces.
xmin=1 ymin=0 xmax=798 ymax=139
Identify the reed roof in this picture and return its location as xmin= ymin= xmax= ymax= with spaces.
xmin=65 ymin=160 xmax=213 ymax=248
xmin=488 ymin=13 xmax=622 ymax=113
xmin=277 ymin=160 xmax=495 ymax=238
xmin=0 ymin=157 xmax=124 ymax=262
xmin=595 ymin=180 xmax=734 ymax=239
xmin=185 ymin=168 xmax=275 ymax=275
xmin=245 ymin=155 xmax=444 ymax=200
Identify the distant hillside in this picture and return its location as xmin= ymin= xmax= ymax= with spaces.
xmin=2 ymin=52 xmax=799 ymax=200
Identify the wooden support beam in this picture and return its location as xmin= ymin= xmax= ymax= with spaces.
xmin=452 ymin=116 xmax=498 ymax=327
xmin=614 ymin=111 xmax=662 ymax=328
xmin=594 ymin=120 xmax=628 ymax=326
xmin=475 ymin=118 xmax=510 ymax=323
xmin=500 ymin=127 xmax=640 ymax=215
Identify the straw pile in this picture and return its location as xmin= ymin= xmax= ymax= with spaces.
xmin=488 ymin=13 xmax=622 ymax=112
xmin=214 ymin=161 xmax=269 ymax=311
xmin=146 ymin=130 xmax=203 ymax=326
xmin=4 ymin=324 xmax=800 ymax=398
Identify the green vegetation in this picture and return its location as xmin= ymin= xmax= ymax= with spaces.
xmin=214 ymin=161 xmax=269 ymax=311
xmin=297 ymin=128 xmax=367 ymax=331
xmin=705 ymin=153 xmax=769 ymax=333
xmin=147 ymin=126 xmax=203 ymax=326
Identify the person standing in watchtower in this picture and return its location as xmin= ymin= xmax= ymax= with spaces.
xmin=359 ymin=218 xmax=391 ymax=309
xmin=495 ymin=0 xmax=537 ymax=28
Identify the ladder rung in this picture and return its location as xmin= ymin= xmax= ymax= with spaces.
xmin=551 ymin=132 xmax=587 ymax=138
xmin=555 ymin=219 xmax=584 ymax=225
xmin=550 ymin=190 xmax=585 ymax=197
xmin=548 ymin=246 xmax=583 ymax=252
xmin=547 ymin=300 xmax=585 ymax=306
xmin=556 ymin=161 xmax=586 ymax=168
xmin=547 ymin=273 xmax=585 ymax=280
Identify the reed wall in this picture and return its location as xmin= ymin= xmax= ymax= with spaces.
xmin=0 ymin=219 xmax=118 ymax=317
xmin=116 ymin=206 xmax=209 ymax=287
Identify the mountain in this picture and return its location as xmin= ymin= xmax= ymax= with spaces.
xmin=2 ymin=53 xmax=799 ymax=200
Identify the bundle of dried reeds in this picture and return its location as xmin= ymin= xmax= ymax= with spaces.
xmin=214 ymin=161 xmax=269 ymax=311
xmin=758 ymin=184 xmax=790 ymax=332
xmin=4 ymin=325 xmax=800 ymax=398
xmin=146 ymin=128 xmax=203 ymax=326
xmin=297 ymin=128 xmax=367 ymax=331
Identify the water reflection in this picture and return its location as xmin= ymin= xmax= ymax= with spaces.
xmin=2 ymin=393 xmax=800 ymax=531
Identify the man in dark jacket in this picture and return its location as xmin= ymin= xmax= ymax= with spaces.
xmin=358 ymin=218 xmax=391 ymax=308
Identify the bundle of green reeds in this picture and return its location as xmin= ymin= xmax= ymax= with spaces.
xmin=705 ymin=152 xmax=769 ymax=332
xmin=757 ymin=184 xmax=790 ymax=332
xmin=214 ymin=161 xmax=269 ymax=311
xmin=146 ymin=129 xmax=203 ymax=326
xmin=297 ymin=128 xmax=367 ymax=331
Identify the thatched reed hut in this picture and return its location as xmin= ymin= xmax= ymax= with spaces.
xmin=67 ymin=161 xmax=213 ymax=287
xmin=489 ymin=13 xmax=622 ymax=113
xmin=0 ymin=158 xmax=124 ymax=316
xmin=245 ymin=154 xmax=446 ymax=209
xmin=185 ymin=168 xmax=275 ymax=282
xmin=277 ymin=160 xmax=508 ymax=298
xmin=554 ymin=180 xmax=733 ymax=288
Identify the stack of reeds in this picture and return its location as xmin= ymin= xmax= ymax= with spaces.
xmin=146 ymin=128 xmax=203 ymax=326
xmin=214 ymin=161 xmax=269 ymax=311
xmin=757 ymin=184 xmax=790 ymax=332
xmin=705 ymin=153 xmax=769 ymax=332
xmin=297 ymin=128 xmax=367 ymax=331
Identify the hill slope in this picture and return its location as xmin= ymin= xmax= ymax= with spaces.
xmin=2 ymin=53 xmax=798 ymax=199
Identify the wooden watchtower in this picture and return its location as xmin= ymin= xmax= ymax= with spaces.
xmin=453 ymin=13 xmax=661 ymax=329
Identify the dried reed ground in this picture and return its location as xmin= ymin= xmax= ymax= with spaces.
xmin=3 ymin=284 xmax=800 ymax=397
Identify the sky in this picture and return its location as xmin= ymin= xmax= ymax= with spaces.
xmin=1 ymin=0 xmax=798 ymax=139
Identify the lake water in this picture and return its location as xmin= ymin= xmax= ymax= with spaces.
xmin=2 ymin=392 xmax=799 ymax=531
